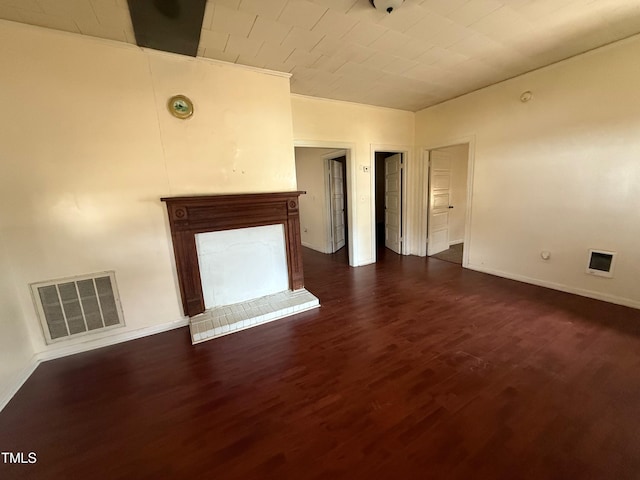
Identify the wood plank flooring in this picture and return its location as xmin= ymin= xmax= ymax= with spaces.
xmin=2 ymin=248 xmax=640 ymax=479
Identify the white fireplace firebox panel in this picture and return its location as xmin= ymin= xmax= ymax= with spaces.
xmin=195 ymin=224 xmax=289 ymax=309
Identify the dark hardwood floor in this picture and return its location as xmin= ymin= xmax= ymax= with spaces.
xmin=2 ymin=248 xmax=640 ymax=479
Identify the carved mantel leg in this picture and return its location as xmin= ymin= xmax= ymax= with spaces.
xmin=286 ymin=197 xmax=305 ymax=291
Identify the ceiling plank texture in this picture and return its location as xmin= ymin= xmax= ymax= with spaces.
xmin=1 ymin=0 xmax=639 ymax=111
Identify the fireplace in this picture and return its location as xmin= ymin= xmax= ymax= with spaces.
xmin=161 ymin=192 xmax=319 ymax=344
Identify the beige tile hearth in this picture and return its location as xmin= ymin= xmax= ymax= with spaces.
xmin=189 ymin=288 xmax=319 ymax=344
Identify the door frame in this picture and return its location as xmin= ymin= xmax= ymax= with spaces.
xmin=420 ymin=136 xmax=476 ymax=268
xmin=295 ymin=140 xmax=357 ymax=267
xmin=371 ymin=144 xmax=411 ymax=261
xmin=322 ymin=150 xmax=348 ymax=254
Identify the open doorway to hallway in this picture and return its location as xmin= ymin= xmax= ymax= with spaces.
xmin=294 ymin=147 xmax=350 ymax=265
xmin=425 ymin=143 xmax=470 ymax=266
xmin=374 ymin=151 xmax=404 ymax=257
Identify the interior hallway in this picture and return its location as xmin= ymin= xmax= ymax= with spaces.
xmin=1 ymin=248 xmax=640 ymax=479
xmin=431 ymin=243 xmax=464 ymax=265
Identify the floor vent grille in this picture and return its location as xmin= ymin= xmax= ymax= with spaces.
xmin=31 ymin=272 xmax=125 ymax=344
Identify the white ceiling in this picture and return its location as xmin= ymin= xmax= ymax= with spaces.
xmin=1 ymin=0 xmax=639 ymax=111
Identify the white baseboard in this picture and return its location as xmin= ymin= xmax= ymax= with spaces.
xmin=466 ymin=263 xmax=640 ymax=310
xmin=449 ymin=239 xmax=464 ymax=246
xmin=357 ymin=258 xmax=375 ymax=267
xmin=37 ymin=317 xmax=190 ymax=362
xmin=0 ymin=354 xmax=39 ymax=413
xmin=0 ymin=317 xmax=189 ymax=413
xmin=301 ymin=241 xmax=331 ymax=254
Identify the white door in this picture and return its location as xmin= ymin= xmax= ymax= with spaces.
xmin=427 ymin=150 xmax=452 ymax=256
xmin=385 ymin=153 xmax=402 ymax=254
xmin=329 ymin=159 xmax=346 ymax=252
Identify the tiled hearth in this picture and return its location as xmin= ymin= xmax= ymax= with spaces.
xmin=189 ymin=289 xmax=319 ymax=344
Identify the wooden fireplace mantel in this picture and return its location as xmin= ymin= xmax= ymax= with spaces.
xmin=161 ymin=191 xmax=306 ymax=317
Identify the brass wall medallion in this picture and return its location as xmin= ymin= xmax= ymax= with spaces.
xmin=167 ymin=95 xmax=194 ymax=119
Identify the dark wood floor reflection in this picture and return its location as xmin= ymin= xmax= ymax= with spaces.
xmin=2 ymin=248 xmax=640 ymax=479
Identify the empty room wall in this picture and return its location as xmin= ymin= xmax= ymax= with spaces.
xmin=0 ymin=20 xmax=297 ymax=357
xmin=415 ymin=34 xmax=640 ymax=308
xmin=0 ymin=232 xmax=34 ymax=409
xmin=291 ymin=95 xmax=415 ymax=265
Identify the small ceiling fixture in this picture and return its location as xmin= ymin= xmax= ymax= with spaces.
xmin=370 ymin=0 xmax=404 ymax=14
xmin=520 ymin=91 xmax=533 ymax=102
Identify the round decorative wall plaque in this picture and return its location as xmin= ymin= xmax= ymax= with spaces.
xmin=167 ymin=95 xmax=194 ymax=119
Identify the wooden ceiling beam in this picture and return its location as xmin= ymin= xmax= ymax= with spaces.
xmin=127 ymin=0 xmax=207 ymax=57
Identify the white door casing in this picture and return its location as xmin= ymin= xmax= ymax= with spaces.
xmin=385 ymin=153 xmax=402 ymax=254
xmin=428 ymin=150 xmax=452 ymax=256
xmin=329 ymin=158 xmax=346 ymax=253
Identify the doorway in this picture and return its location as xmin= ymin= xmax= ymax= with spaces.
xmin=425 ymin=143 xmax=470 ymax=266
xmin=327 ymin=155 xmax=348 ymax=255
xmin=374 ymin=151 xmax=404 ymax=255
xmin=294 ymin=146 xmax=352 ymax=265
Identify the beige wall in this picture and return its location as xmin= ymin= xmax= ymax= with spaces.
xmin=295 ymin=147 xmax=339 ymax=254
xmin=0 ymin=231 xmax=34 ymax=408
xmin=415 ymin=34 xmax=640 ymax=308
xmin=291 ymin=95 xmax=415 ymax=265
xmin=0 ymin=20 xmax=297 ymax=357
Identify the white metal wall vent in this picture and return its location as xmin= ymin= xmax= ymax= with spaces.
xmin=31 ymin=271 xmax=125 ymax=344
xmin=586 ymin=249 xmax=617 ymax=278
